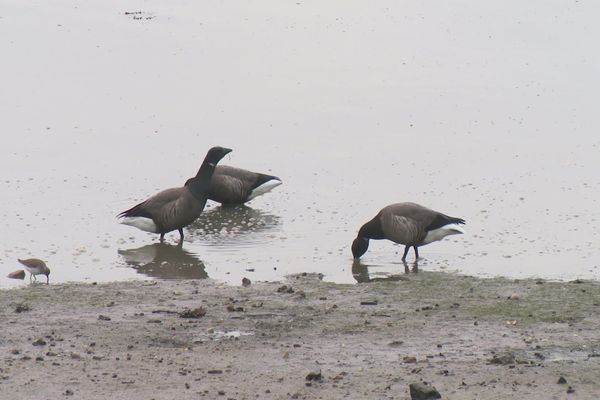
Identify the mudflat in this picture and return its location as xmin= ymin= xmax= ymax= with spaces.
xmin=1 ymin=272 xmax=599 ymax=399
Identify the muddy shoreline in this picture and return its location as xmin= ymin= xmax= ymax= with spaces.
xmin=1 ymin=272 xmax=599 ymax=399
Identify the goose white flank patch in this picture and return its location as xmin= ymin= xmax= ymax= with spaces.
xmin=206 ymin=165 xmax=282 ymax=205
xmin=118 ymin=146 xmax=232 ymax=244
xmin=351 ymin=202 xmax=465 ymax=262
xmin=18 ymin=258 xmax=51 ymax=284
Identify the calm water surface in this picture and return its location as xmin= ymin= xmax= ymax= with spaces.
xmin=1 ymin=1 xmax=599 ymax=288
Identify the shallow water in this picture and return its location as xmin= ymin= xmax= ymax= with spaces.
xmin=2 ymin=1 xmax=599 ymax=288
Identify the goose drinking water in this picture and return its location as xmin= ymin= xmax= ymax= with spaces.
xmin=352 ymin=202 xmax=465 ymax=262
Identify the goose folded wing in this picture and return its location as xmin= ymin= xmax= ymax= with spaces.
xmin=208 ymin=174 xmax=248 ymax=203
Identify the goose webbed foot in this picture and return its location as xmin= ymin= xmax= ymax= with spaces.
xmin=402 ymin=260 xmax=419 ymax=273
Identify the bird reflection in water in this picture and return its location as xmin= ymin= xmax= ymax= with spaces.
xmin=351 ymin=260 xmax=419 ymax=283
xmin=187 ymin=205 xmax=281 ymax=247
xmin=118 ymin=243 xmax=207 ymax=279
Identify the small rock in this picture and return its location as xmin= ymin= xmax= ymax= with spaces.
xmin=360 ymin=300 xmax=378 ymax=306
xmin=242 ymin=277 xmax=251 ymax=287
xmin=388 ymin=341 xmax=404 ymax=347
xmin=98 ymin=315 xmax=111 ymax=321
xmin=8 ymin=270 xmax=25 ymax=280
xmin=557 ymin=376 xmax=567 ymax=384
xmin=489 ymin=352 xmax=515 ymax=365
xmin=65 ymin=389 xmax=74 ymax=396
xmin=567 ymin=386 xmax=575 ymax=394
xmin=306 ymin=370 xmax=322 ymax=381
xmin=15 ymin=303 xmax=31 ymax=313
xmin=179 ymin=307 xmax=206 ymax=319
xmin=32 ymin=338 xmax=47 ymax=346
xmin=277 ymin=285 xmax=294 ymax=293
xmin=207 ymin=370 xmax=223 ymax=374
xmin=226 ymin=305 xmax=244 ymax=312
xmin=409 ymin=382 xmax=441 ymax=400
xmin=403 ymin=356 xmax=417 ymax=364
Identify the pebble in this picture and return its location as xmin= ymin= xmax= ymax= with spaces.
xmin=409 ymin=382 xmax=441 ymax=400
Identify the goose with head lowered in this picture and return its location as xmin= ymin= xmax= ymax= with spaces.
xmin=351 ymin=202 xmax=465 ymax=262
xmin=202 ymin=165 xmax=281 ymax=205
xmin=118 ymin=146 xmax=232 ymax=244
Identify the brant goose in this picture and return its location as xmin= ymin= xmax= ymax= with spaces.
xmin=352 ymin=202 xmax=465 ymax=262
xmin=118 ymin=146 xmax=232 ymax=243
xmin=205 ymin=165 xmax=281 ymax=205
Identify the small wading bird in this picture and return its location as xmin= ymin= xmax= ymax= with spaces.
xmin=352 ymin=202 xmax=465 ymax=262
xmin=18 ymin=258 xmax=51 ymax=284
xmin=205 ymin=165 xmax=282 ymax=205
xmin=118 ymin=146 xmax=232 ymax=244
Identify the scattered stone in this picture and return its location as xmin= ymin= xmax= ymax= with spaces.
xmin=388 ymin=341 xmax=404 ymax=347
xmin=567 ymin=386 xmax=575 ymax=394
xmin=409 ymin=382 xmax=441 ymax=400
xmin=306 ymin=370 xmax=322 ymax=381
xmin=277 ymin=285 xmax=294 ymax=294
xmin=226 ymin=305 xmax=244 ymax=312
xmin=360 ymin=300 xmax=378 ymax=306
xmin=15 ymin=303 xmax=31 ymax=313
xmin=403 ymin=356 xmax=417 ymax=364
xmin=8 ymin=270 xmax=25 ymax=280
xmin=242 ymin=277 xmax=251 ymax=287
xmin=35 ymin=356 xmax=44 ymax=361
xmin=489 ymin=352 xmax=515 ymax=365
xmin=207 ymin=370 xmax=223 ymax=374
xmin=179 ymin=307 xmax=206 ymax=319
xmin=32 ymin=338 xmax=47 ymax=346
xmin=557 ymin=376 xmax=567 ymax=384
xmin=65 ymin=389 xmax=74 ymax=396
xmin=98 ymin=315 xmax=111 ymax=321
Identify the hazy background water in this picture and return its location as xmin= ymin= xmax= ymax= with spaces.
xmin=1 ymin=0 xmax=599 ymax=288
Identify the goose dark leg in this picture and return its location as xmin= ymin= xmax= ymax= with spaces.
xmin=413 ymin=246 xmax=419 ymax=260
xmin=159 ymin=233 xmax=165 ymax=242
xmin=46 ymin=275 xmax=49 ymax=285
xmin=401 ymin=245 xmax=410 ymax=262
xmin=29 ymin=273 xmax=33 ymax=283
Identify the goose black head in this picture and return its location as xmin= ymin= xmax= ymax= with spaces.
xmin=205 ymin=146 xmax=232 ymax=166
xmin=351 ymin=237 xmax=369 ymax=260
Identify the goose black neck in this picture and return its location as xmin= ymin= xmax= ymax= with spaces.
xmin=195 ymin=161 xmax=217 ymax=182
xmin=186 ymin=162 xmax=216 ymax=200
xmin=358 ymin=214 xmax=385 ymax=240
